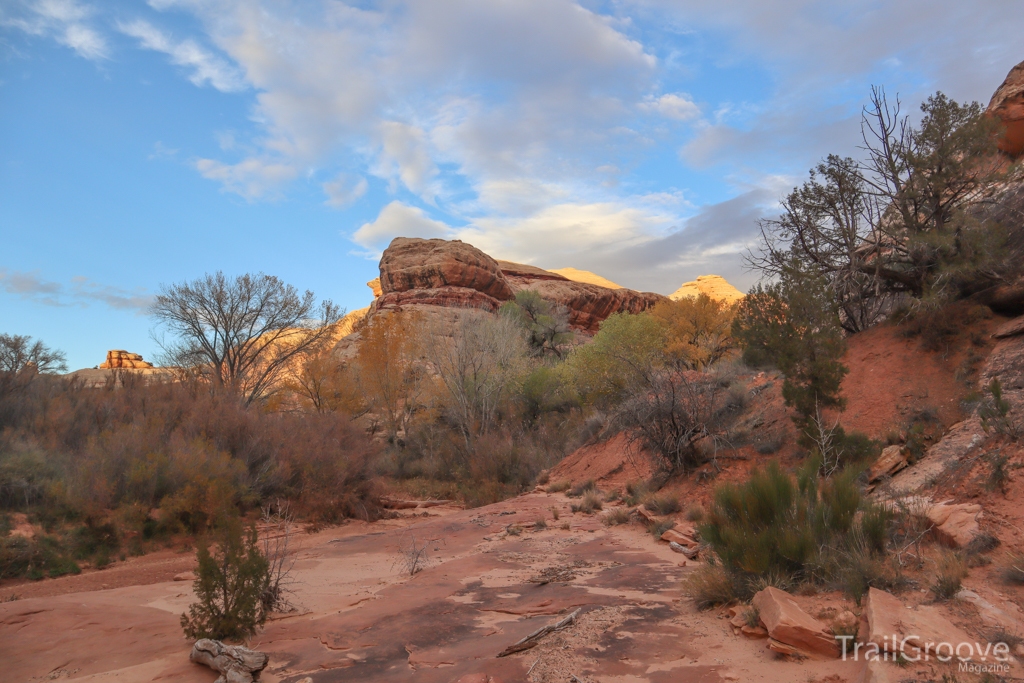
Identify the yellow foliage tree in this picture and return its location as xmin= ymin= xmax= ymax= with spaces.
xmin=648 ymin=294 xmax=736 ymax=370
xmin=355 ymin=312 xmax=424 ymax=443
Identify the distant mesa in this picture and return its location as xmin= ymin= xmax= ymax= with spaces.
xmin=549 ymin=267 xmax=623 ymax=290
xmin=669 ymin=275 xmax=744 ymax=304
xmin=988 ymin=58 xmax=1024 ymax=158
xmin=99 ymin=350 xmax=154 ymax=369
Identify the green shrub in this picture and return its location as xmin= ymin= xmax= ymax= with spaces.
xmin=700 ymin=462 xmax=860 ymax=584
xmin=180 ymin=517 xmax=270 ymax=641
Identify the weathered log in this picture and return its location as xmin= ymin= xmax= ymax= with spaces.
xmin=190 ymin=639 xmax=268 ymax=683
xmin=496 ymin=608 xmax=581 ymax=657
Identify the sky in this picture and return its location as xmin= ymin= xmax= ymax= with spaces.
xmin=2 ymin=0 xmax=1023 ymax=370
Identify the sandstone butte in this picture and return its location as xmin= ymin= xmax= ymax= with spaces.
xmin=99 ymin=350 xmax=154 ymax=369
xmin=988 ymin=58 xmax=1024 ymax=158
xmin=370 ymin=237 xmax=665 ymax=332
xmin=669 ymin=274 xmax=745 ymax=304
xmin=356 ymin=237 xmax=744 ymax=334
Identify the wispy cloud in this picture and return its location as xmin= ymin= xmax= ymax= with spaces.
xmin=2 ymin=0 xmax=108 ymax=60
xmin=117 ymin=18 xmax=246 ymax=93
xmin=0 ymin=269 xmax=153 ymax=313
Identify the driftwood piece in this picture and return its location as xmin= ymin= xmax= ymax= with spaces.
xmin=668 ymin=541 xmax=699 ymax=559
xmin=190 ymin=639 xmax=269 ymax=683
xmin=496 ymin=608 xmax=581 ymax=657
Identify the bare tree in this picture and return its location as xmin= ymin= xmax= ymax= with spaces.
xmin=0 ymin=334 xmax=67 ymax=406
xmin=151 ymin=272 xmax=342 ymax=406
xmin=422 ymin=311 xmax=527 ymax=451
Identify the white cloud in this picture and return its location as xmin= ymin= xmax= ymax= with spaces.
xmin=353 ymin=201 xmax=454 ymax=250
xmin=3 ymin=0 xmax=108 ymax=60
xmin=375 ymin=122 xmax=437 ymax=198
xmin=323 ymin=173 xmax=368 ymax=208
xmin=0 ymin=269 xmax=153 ymax=312
xmin=639 ymin=93 xmax=701 ymax=121
xmin=194 ymin=157 xmax=298 ymax=200
xmin=117 ymin=19 xmax=246 ymax=92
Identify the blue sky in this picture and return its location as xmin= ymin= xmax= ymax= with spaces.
xmin=2 ymin=0 xmax=1023 ymax=370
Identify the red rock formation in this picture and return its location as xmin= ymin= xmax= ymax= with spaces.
xmin=99 ymin=350 xmax=154 ymax=369
xmin=379 ymin=238 xmax=514 ymax=301
xmin=372 ymin=238 xmax=665 ymax=331
xmin=516 ymin=279 xmax=664 ymax=332
xmin=988 ymin=59 xmax=1024 ymax=158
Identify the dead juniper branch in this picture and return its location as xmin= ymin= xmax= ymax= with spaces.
xmin=260 ymin=500 xmax=297 ymax=613
xmin=496 ymin=608 xmax=581 ymax=657
xmin=394 ymin=532 xmax=430 ymax=576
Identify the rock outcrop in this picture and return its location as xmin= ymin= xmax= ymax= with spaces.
xmin=669 ymin=275 xmax=744 ymax=304
xmin=190 ymin=639 xmax=268 ymax=683
xmin=371 ymin=238 xmax=665 ymax=332
xmin=99 ymin=350 xmax=153 ymax=369
xmin=988 ymin=59 xmax=1024 ymax=158
xmin=751 ymin=587 xmax=839 ymax=659
xmin=862 ymin=587 xmax=974 ymax=658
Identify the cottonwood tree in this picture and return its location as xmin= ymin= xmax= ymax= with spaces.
xmin=151 ymin=272 xmax=342 ymax=406
xmin=355 ymin=312 xmax=425 ymax=444
xmin=423 ymin=312 xmax=528 ymax=451
xmin=648 ymin=294 xmax=736 ymax=370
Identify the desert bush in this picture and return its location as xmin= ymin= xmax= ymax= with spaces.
xmin=981 ymin=379 xmax=1020 ymax=440
xmin=533 ymin=518 xmax=547 ymax=531
xmin=602 ymin=508 xmax=632 ymax=526
xmin=986 ymin=452 xmax=1011 ymax=494
xmin=571 ymin=491 xmax=602 ymax=514
xmin=1002 ymin=553 xmax=1024 ymax=584
xmin=624 ymin=481 xmax=648 ymax=506
xmin=568 ymin=480 xmax=597 ymax=498
xmin=618 ymin=368 xmax=729 ymax=473
xmin=684 ymin=562 xmax=738 ymax=610
xmin=931 ymin=552 xmax=968 ymax=601
xmin=860 ymin=504 xmax=892 ymax=555
xmin=548 ymin=480 xmax=571 ymax=493
xmin=685 ymin=505 xmax=705 ymax=522
xmin=181 ymin=517 xmax=270 ymax=641
xmin=644 ymin=494 xmax=682 ymax=516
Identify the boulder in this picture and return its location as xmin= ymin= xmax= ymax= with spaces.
xmin=868 ymin=445 xmax=908 ymax=483
xmin=862 ymin=587 xmax=974 ymax=658
xmin=378 ymin=237 xmax=514 ymax=301
xmin=988 ymin=59 xmax=1024 ymax=158
xmin=751 ymin=587 xmax=839 ymax=658
xmin=189 ymin=639 xmax=268 ymax=683
xmin=993 ymin=314 xmax=1024 ymax=339
xmin=925 ymin=501 xmax=982 ymax=548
